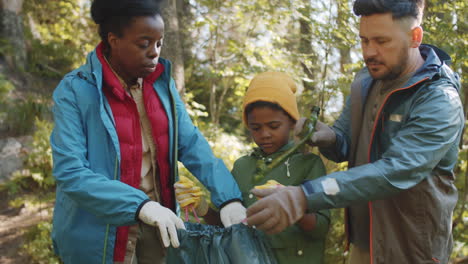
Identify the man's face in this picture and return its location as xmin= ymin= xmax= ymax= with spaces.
xmin=359 ymin=13 xmax=412 ymax=80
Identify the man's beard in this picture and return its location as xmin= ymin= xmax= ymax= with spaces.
xmin=366 ymin=48 xmax=409 ymax=81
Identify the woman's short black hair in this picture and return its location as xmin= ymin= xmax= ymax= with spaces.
xmin=353 ymin=0 xmax=424 ymax=20
xmin=245 ymin=101 xmax=296 ymax=123
xmin=91 ymin=0 xmax=162 ymax=46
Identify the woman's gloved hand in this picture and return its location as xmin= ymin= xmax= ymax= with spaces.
xmin=294 ymin=118 xmax=336 ymax=147
xmin=219 ymin=201 xmax=247 ymax=227
xmin=174 ymin=176 xmax=209 ymax=219
xmin=138 ymin=201 xmax=186 ymax=248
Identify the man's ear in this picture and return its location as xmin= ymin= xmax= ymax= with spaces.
xmin=410 ymin=26 xmax=423 ymax=48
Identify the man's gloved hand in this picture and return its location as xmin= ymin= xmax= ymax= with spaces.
xmin=246 ymin=186 xmax=307 ymax=235
xmin=138 ymin=201 xmax=186 ymax=248
xmin=294 ymin=118 xmax=336 ymax=148
xmin=219 ymin=201 xmax=247 ymax=227
xmin=174 ymin=176 xmax=209 ymax=217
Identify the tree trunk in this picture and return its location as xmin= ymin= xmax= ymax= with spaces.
xmin=337 ymin=0 xmax=352 ymax=104
xmin=0 ymin=0 xmax=26 ymax=70
xmin=298 ymin=4 xmax=318 ymax=93
xmin=160 ymin=0 xmax=186 ymax=97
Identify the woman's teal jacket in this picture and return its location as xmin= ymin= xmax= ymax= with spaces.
xmin=50 ymin=48 xmax=242 ymax=264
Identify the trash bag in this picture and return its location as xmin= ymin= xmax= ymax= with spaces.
xmin=167 ymin=222 xmax=278 ymax=264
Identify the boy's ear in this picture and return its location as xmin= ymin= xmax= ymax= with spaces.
xmin=410 ymin=26 xmax=423 ymax=48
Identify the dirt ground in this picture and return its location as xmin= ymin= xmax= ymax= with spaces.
xmin=0 ymin=190 xmax=51 ymax=264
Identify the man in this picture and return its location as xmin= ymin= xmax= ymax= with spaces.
xmin=246 ymin=0 xmax=464 ymax=263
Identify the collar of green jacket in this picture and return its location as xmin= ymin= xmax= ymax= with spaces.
xmin=250 ymin=141 xmax=296 ymax=160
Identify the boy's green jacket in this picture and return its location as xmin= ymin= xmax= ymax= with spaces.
xmin=232 ymin=143 xmax=330 ymax=264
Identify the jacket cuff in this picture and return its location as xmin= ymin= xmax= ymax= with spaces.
xmin=219 ymin=198 xmax=242 ymax=210
xmin=135 ymin=199 xmax=151 ymax=221
xmin=301 ymin=179 xmax=326 ymax=212
xmin=301 ymin=180 xmax=316 ymax=197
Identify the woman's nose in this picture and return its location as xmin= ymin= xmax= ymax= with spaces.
xmin=148 ymin=43 xmax=159 ymax=58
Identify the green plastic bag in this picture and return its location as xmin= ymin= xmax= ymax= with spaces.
xmin=167 ymin=223 xmax=278 ymax=264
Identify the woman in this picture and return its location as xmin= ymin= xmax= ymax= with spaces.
xmin=50 ymin=0 xmax=246 ymax=263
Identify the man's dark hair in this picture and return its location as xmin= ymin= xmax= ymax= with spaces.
xmin=91 ymin=0 xmax=162 ymax=47
xmin=353 ymin=0 xmax=424 ymax=20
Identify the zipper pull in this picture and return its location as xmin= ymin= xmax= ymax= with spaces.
xmin=285 ymin=158 xmax=291 ymax=178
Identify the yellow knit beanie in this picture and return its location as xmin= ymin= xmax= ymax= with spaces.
xmin=242 ymin=72 xmax=299 ymax=126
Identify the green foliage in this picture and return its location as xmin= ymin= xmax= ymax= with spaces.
xmin=0 ymin=38 xmax=14 ymax=57
xmin=0 ymin=72 xmax=15 ymax=131
xmin=0 ymin=72 xmax=14 ymax=98
xmin=23 ymin=0 xmax=97 ymax=77
xmin=177 ymin=123 xmax=253 ymax=213
xmin=451 ymin=125 xmax=468 ymax=261
xmin=1 ymin=95 xmax=51 ymax=136
xmin=23 ymin=220 xmax=61 ymax=264
xmin=424 ymin=0 xmax=467 ymax=80
xmin=3 ymin=118 xmax=54 ymax=195
xmin=1 ymin=118 xmax=56 ymax=263
xmin=324 ymin=209 xmax=347 ymax=264
xmin=23 ymin=118 xmax=54 ymax=188
xmin=0 ymin=73 xmax=52 ymax=137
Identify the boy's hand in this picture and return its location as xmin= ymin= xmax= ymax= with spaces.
xmin=294 ymin=118 xmax=336 ymax=148
xmin=246 ymin=186 xmax=307 ymax=234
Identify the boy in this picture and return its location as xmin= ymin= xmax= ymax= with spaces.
xmin=175 ymin=72 xmax=329 ymax=264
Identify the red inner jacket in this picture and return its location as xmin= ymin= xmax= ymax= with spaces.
xmin=96 ymin=43 xmax=174 ymax=261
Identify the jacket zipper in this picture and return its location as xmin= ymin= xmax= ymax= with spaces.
xmin=102 ymin=155 xmax=119 ymax=264
xmin=165 ymin=66 xmax=179 ymax=206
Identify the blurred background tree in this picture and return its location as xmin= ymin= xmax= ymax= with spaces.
xmin=0 ymin=0 xmax=466 ymax=263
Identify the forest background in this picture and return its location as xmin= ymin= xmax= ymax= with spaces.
xmin=0 ymin=0 xmax=466 ymax=263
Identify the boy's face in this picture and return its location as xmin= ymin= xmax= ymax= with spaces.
xmin=247 ymin=107 xmax=295 ymax=155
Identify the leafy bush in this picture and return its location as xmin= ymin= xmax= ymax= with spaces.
xmin=4 ymin=118 xmax=54 ymax=195
xmin=177 ymin=124 xmax=252 ymax=214
xmin=22 ymin=220 xmax=61 ymax=264
xmin=24 ymin=118 xmax=54 ymax=188
xmin=0 ymin=73 xmax=15 ymax=132
xmin=0 ymin=72 xmax=51 ymax=137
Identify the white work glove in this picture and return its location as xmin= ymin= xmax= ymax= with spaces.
xmin=138 ymin=201 xmax=186 ymax=248
xmin=294 ymin=118 xmax=336 ymax=148
xmin=219 ymin=201 xmax=247 ymax=227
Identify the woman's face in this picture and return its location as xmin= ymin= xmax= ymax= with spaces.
xmin=247 ymin=106 xmax=295 ymax=155
xmin=107 ymin=14 xmax=164 ymax=85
